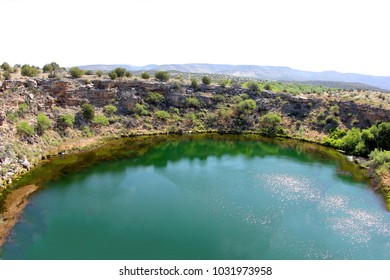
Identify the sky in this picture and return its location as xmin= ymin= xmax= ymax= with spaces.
xmin=1 ymin=0 xmax=389 ymax=76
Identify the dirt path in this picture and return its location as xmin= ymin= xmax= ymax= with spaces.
xmin=0 ymin=184 xmax=39 ymax=247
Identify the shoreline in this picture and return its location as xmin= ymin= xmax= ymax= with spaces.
xmin=0 ymin=130 xmax=387 ymax=248
xmin=0 ymin=184 xmax=39 ymax=247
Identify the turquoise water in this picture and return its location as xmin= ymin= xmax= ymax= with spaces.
xmin=1 ymin=135 xmax=390 ymax=259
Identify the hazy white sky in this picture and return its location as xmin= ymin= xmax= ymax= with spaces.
xmin=1 ymin=0 xmax=389 ymax=76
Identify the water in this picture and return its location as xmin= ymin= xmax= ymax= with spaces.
xmin=1 ymin=135 xmax=390 ymax=259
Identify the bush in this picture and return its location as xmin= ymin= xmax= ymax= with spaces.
xmin=155 ymin=110 xmax=170 ymax=121
xmin=375 ymin=122 xmax=390 ymax=151
xmin=191 ymin=78 xmax=200 ymax=91
xmin=133 ymin=104 xmax=149 ymax=116
xmin=125 ymin=71 xmax=132 ymax=78
xmin=36 ymin=113 xmax=52 ymax=134
xmin=186 ymin=97 xmax=201 ymax=108
xmin=81 ymin=103 xmax=95 ymax=122
xmin=237 ymin=99 xmax=256 ymax=114
xmin=2 ymin=71 xmax=11 ymax=80
xmin=108 ymin=70 xmax=117 ymax=80
xmin=18 ymin=103 xmax=28 ymax=116
xmin=21 ymin=64 xmax=39 ymax=77
xmin=155 ymin=71 xmax=170 ymax=82
xmin=141 ymin=72 xmax=150 ymax=79
xmin=247 ymin=81 xmax=260 ymax=92
xmin=113 ymin=67 xmax=126 ymax=78
xmin=1 ymin=62 xmax=11 ymax=71
xmin=16 ymin=121 xmax=35 ymax=137
xmin=103 ymin=104 xmax=118 ymax=116
xmin=43 ymin=62 xmax=60 ymax=78
xmin=146 ymin=92 xmax=165 ymax=105
xmin=94 ymin=114 xmax=109 ymax=126
xmin=85 ymin=70 xmax=94 ymax=75
xmin=69 ymin=67 xmax=85 ymax=78
xmin=95 ymin=70 xmax=103 ymax=77
xmin=264 ymin=84 xmax=272 ymax=91
xmin=259 ymin=112 xmax=282 ymax=137
xmin=202 ymin=76 xmax=211 ymax=85
xmin=59 ymin=113 xmax=75 ymax=128
xmin=339 ymin=127 xmax=362 ymax=154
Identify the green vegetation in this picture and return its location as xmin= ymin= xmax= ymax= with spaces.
xmin=94 ymin=114 xmax=109 ymax=126
xmin=16 ymin=121 xmax=35 ymax=137
xmin=259 ymin=113 xmax=282 ymax=137
xmin=1 ymin=62 xmax=11 ymax=71
xmin=69 ymin=67 xmax=85 ymax=78
xmin=186 ymin=97 xmax=201 ymax=108
xmin=201 ymin=76 xmax=211 ymax=85
xmin=146 ymin=92 xmax=165 ymax=105
xmin=141 ymin=72 xmax=150 ymax=79
xmin=155 ymin=110 xmax=170 ymax=121
xmin=81 ymin=103 xmax=95 ymax=122
xmin=237 ymin=99 xmax=256 ymax=114
xmin=43 ymin=62 xmax=60 ymax=78
xmin=103 ymin=105 xmax=118 ymax=117
xmin=155 ymin=71 xmax=170 ymax=82
xmin=36 ymin=114 xmax=52 ymax=134
xmin=133 ymin=104 xmax=149 ymax=116
xmin=95 ymin=70 xmax=103 ymax=77
xmin=324 ymin=122 xmax=390 ymax=156
xmin=59 ymin=113 xmax=75 ymax=129
xmin=21 ymin=64 xmax=39 ymax=77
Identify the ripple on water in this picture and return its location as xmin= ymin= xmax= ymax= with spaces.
xmin=319 ymin=195 xmax=390 ymax=245
xmin=259 ymin=173 xmax=321 ymax=202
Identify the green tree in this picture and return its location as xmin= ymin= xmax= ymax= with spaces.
xmin=201 ymin=76 xmax=211 ymax=85
xmin=375 ymin=122 xmax=390 ymax=151
xmin=259 ymin=112 xmax=282 ymax=137
xmin=1 ymin=62 xmax=11 ymax=71
xmin=81 ymin=103 xmax=95 ymax=122
xmin=36 ymin=113 xmax=52 ymax=134
xmin=141 ymin=72 xmax=150 ymax=79
xmin=21 ymin=64 xmax=39 ymax=77
xmin=191 ymin=78 xmax=200 ymax=91
xmin=237 ymin=99 xmax=256 ymax=114
xmin=69 ymin=67 xmax=85 ymax=78
xmin=247 ymin=81 xmax=260 ymax=92
xmin=114 ymin=67 xmax=127 ymax=78
xmin=108 ymin=70 xmax=117 ymax=80
xmin=155 ymin=71 xmax=170 ymax=82
xmin=43 ymin=62 xmax=60 ymax=78
xmin=339 ymin=127 xmax=362 ymax=154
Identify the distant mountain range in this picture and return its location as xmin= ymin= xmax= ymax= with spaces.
xmin=78 ymin=63 xmax=390 ymax=91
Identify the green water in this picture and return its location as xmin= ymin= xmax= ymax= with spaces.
xmin=1 ymin=135 xmax=390 ymax=259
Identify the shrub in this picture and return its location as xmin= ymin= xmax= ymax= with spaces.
xmin=113 ymin=67 xmax=126 ymax=78
xmin=219 ymin=79 xmax=229 ymax=88
xmin=1 ymin=62 xmax=11 ymax=71
xmin=247 ymin=81 xmax=260 ymax=92
xmin=108 ymin=70 xmax=117 ymax=80
xmin=59 ymin=113 xmax=75 ymax=128
xmin=155 ymin=110 xmax=170 ymax=121
xmin=21 ymin=64 xmax=39 ymax=77
xmin=85 ymin=70 xmax=94 ymax=75
xmin=146 ymin=92 xmax=165 ymax=105
xmin=43 ymin=62 xmax=60 ymax=78
xmin=259 ymin=112 xmax=282 ymax=137
xmin=141 ymin=72 xmax=150 ymax=79
xmin=94 ymin=114 xmax=109 ymax=126
xmin=186 ymin=97 xmax=201 ymax=108
xmin=237 ymin=99 xmax=256 ymax=114
xmin=69 ymin=67 xmax=85 ymax=78
xmin=125 ymin=71 xmax=132 ymax=78
xmin=375 ymin=122 xmax=390 ymax=151
xmin=191 ymin=78 xmax=200 ymax=91
xmin=133 ymin=104 xmax=149 ymax=115
xmin=202 ymin=76 xmax=211 ymax=85
xmin=95 ymin=70 xmax=103 ymax=77
xmin=81 ymin=103 xmax=95 ymax=122
xmin=16 ymin=121 xmax=35 ymax=137
xmin=264 ymin=84 xmax=272 ymax=91
xmin=2 ymin=71 xmax=11 ymax=80
xmin=155 ymin=71 xmax=170 ymax=82
xmin=36 ymin=113 xmax=52 ymax=134
xmin=339 ymin=127 xmax=362 ymax=154
xmin=103 ymin=104 xmax=118 ymax=116
xmin=18 ymin=103 xmax=29 ymax=116
xmin=82 ymin=126 xmax=93 ymax=137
